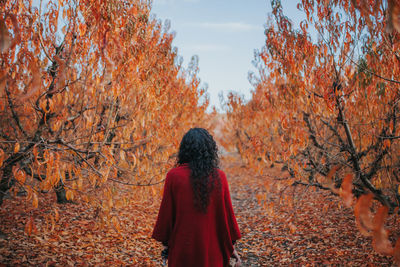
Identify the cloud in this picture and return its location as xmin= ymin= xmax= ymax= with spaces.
xmin=195 ymin=22 xmax=262 ymax=32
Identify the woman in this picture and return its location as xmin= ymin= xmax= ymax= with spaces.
xmin=152 ymin=128 xmax=242 ymax=267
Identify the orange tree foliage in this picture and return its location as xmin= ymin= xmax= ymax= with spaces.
xmin=224 ymin=0 xmax=400 ymax=257
xmin=0 ymin=0 xmax=207 ymax=225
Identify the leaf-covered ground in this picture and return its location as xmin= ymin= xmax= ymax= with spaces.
xmin=0 ymin=153 xmax=399 ymax=266
xmin=223 ymin=154 xmax=397 ymax=266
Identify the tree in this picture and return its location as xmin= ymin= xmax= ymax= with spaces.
xmin=224 ymin=0 xmax=400 ymax=257
xmin=0 ymin=0 xmax=207 ymax=228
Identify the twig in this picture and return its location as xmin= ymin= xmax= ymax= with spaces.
xmin=291 ymin=180 xmax=336 ymax=193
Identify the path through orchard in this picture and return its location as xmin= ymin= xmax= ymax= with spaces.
xmin=0 ymin=153 xmax=397 ymax=266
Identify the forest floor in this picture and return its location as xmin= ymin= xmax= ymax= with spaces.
xmin=0 ymin=153 xmax=398 ymax=266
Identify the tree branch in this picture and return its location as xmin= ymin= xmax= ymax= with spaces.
xmin=5 ymin=83 xmax=28 ymax=138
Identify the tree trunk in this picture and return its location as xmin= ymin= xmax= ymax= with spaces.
xmin=55 ymin=178 xmax=69 ymax=204
xmin=0 ymin=165 xmax=13 ymax=206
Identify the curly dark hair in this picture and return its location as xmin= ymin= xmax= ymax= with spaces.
xmin=177 ymin=128 xmax=220 ymax=213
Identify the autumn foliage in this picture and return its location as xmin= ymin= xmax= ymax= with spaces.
xmin=0 ymin=0 xmax=207 ymax=232
xmin=4 ymin=0 xmax=400 ymax=264
xmin=224 ymin=0 xmax=400 ymax=260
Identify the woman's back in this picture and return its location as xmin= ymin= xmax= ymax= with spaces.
xmin=152 ymin=164 xmax=241 ymax=267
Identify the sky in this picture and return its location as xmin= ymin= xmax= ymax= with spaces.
xmin=150 ymin=0 xmax=305 ymax=111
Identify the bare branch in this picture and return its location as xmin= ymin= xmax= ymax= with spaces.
xmin=109 ymin=177 xmax=165 ymax=187
xmin=5 ymin=83 xmax=28 ymax=138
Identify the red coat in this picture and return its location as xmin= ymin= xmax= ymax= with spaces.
xmin=152 ymin=164 xmax=241 ymax=267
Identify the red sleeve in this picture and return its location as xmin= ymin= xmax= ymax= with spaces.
xmin=220 ymin=170 xmax=241 ymax=242
xmin=151 ymin=171 xmax=175 ymax=244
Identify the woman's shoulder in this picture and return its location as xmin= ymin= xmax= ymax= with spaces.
xmin=217 ymin=168 xmax=226 ymax=176
xmin=216 ymin=168 xmax=228 ymax=185
xmin=166 ymin=164 xmax=190 ymax=177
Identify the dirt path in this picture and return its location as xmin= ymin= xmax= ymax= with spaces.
xmin=221 ymin=154 xmax=395 ymax=266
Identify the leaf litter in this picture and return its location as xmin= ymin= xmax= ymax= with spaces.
xmin=0 ymin=153 xmax=398 ymax=266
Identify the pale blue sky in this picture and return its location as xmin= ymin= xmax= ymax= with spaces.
xmin=151 ymin=0 xmax=305 ymax=111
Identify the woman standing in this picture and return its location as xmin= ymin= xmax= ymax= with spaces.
xmin=152 ymin=128 xmax=242 ymax=267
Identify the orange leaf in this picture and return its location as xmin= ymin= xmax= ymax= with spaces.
xmin=327 ymin=165 xmax=340 ymax=179
xmin=32 ymin=193 xmax=38 ymax=209
xmin=387 ymin=0 xmax=400 ymax=33
xmin=354 ymin=193 xmax=374 ymax=236
xmin=20 ymin=64 xmax=41 ymax=101
xmin=66 ymin=189 xmax=74 ymax=201
xmin=392 ymin=1 xmax=400 ymax=33
xmin=0 ymin=148 xmax=4 ymax=167
xmin=14 ymin=142 xmax=20 ymax=153
xmin=111 ymin=216 xmax=121 ymax=232
xmin=0 ymin=18 xmax=11 ymax=53
xmin=372 ymin=206 xmax=394 ymax=255
xmin=26 ymin=185 xmax=33 ymax=201
xmin=339 ymin=174 xmax=353 ymax=207
xmin=78 ymin=23 xmax=87 ymax=37
xmin=14 ymin=168 xmax=26 ymax=184
xmin=54 ymin=208 xmax=59 ymax=222
xmin=24 ymin=217 xmax=34 ymax=236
